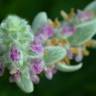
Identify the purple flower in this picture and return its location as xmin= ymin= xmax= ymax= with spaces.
xmin=44 ymin=66 xmax=57 ymax=80
xmin=30 ymin=74 xmax=40 ymax=84
xmin=75 ymin=48 xmax=83 ymax=62
xmin=9 ymin=45 xmax=21 ymax=62
xmin=61 ymin=23 xmax=76 ymax=36
xmin=75 ymin=55 xmax=83 ymax=62
xmin=77 ymin=10 xmax=93 ymax=22
xmin=31 ymin=40 xmax=44 ymax=55
xmin=35 ymin=24 xmax=54 ymax=42
xmin=0 ymin=62 xmax=4 ymax=77
xmin=35 ymin=33 xmax=46 ymax=43
xmin=9 ymin=70 xmax=21 ymax=82
xmin=67 ymin=50 xmax=73 ymax=59
xmin=40 ymin=25 xmax=54 ymax=38
xmin=30 ymin=59 xmax=44 ymax=74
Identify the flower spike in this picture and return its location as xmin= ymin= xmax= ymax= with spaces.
xmin=0 ymin=1 xmax=96 ymax=93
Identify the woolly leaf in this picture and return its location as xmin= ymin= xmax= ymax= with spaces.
xmin=56 ymin=62 xmax=82 ymax=72
xmin=32 ymin=12 xmax=48 ymax=33
xmin=85 ymin=1 xmax=96 ymax=13
xmin=44 ymin=46 xmax=67 ymax=66
xmin=16 ymin=68 xmax=34 ymax=93
xmin=68 ymin=19 xmax=96 ymax=45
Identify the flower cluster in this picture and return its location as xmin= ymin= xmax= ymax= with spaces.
xmin=0 ymin=1 xmax=96 ymax=93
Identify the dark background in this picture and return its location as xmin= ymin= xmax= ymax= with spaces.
xmin=0 ymin=0 xmax=96 ymax=96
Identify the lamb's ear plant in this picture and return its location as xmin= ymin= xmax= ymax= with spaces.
xmin=0 ymin=1 xmax=96 ymax=93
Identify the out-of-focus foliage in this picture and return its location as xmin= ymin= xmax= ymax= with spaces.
xmin=0 ymin=0 xmax=96 ymax=96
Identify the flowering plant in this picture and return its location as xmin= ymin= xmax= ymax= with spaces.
xmin=0 ymin=1 xmax=96 ymax=93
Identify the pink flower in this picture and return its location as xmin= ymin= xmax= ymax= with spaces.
xmin=31 ymin=40 xmax=44 ymax=54
xmin=9 ymin=45 xmax=21 ymax=62
xmin=40 ymin=25 xmax=54 ymax=38
xmin=67 ymin=50 xmax=73 ymax=59
xmin=61 ymin=23 xmax=76 ymax=36
xmin=44 ymin=66 xmax=57 ymax=80
xmin=30 ymin=74 xmax=40 ymax=84
xmin=75 ymin=48 xmax=83 ymax=62
xmin=35 ymin=24 xmax=54 ymax=43
xmin=30 ymin=59 xmax=44 ymax=74
xmin=77 ymin=11 xmax=93 ymax=22
xmin=9 ymin=70 xmax=21 ymax=82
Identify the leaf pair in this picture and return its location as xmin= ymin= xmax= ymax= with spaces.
xmin=68 ymin=19 xmax=96 ymax=45
xmin=44 ymin=46 xmax=82 ymax=72
xmin=67 ymin=1 xmax=96 ymax=46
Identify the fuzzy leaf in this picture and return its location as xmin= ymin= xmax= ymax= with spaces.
xmin=85 ymin=1 xmax=96 ymax=13
xmin=44 ymin=46 xmax=67 ymax=66
xmin=68 ymin=19 xmax=96 ymax=45
xmin=16 ymin=68 xmax=34 ymax=93
xmin=32 ymin=12 xmax=48 ymax=33
xmin=56 ymin=62 xmax=82 ymax=72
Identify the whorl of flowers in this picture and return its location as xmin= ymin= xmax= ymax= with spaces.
xmin=0 ymin=1 xmax=96 ymax=93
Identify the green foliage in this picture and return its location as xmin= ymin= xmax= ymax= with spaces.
xmin=44 ymin=46 xmax=67 ymax=66
xmin=16 ymin=67 xmax=34 ymax=93
xmin=68 ymin=18 xmax=96 ymax=45
xmin=85 ymin=1 xmax=96 ymax=12
xmin=56 ymin=62 xmax=82 ymax=72
xmin=32 ymin=12 xmax=48 ymax=34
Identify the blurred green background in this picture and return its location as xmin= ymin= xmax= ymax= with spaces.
xmin=0 ymin=0 xmax=96 ymax=96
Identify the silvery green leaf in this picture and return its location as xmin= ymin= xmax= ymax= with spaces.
xmin=68 ymin=19 xmax=96 ymax=45
xmin=85 ymin=1 xmax=96 ymax=12
xmin=32 ymin=12 xmax=48 ymax=33
xmin=16 ymin=68 xmax=34 ymax=93
xmin=44 ymin=46 xmax=67 ymax=66
xmin=56 ymin=62 xmax=82 ymax=72
xmin=27 ymin=52 xmax=43 ymax=59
